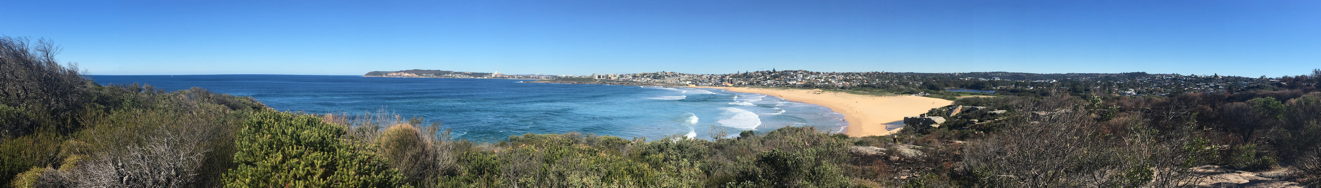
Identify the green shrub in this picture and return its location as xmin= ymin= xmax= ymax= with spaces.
xmin=495 ymin=134 xmax=662 ymax=187
xmin=0 ymin=131 xmax=64 ymax=185
xmin=9 ymin=166 xmax=70 ymax=188
xmin=440 ymin=151 xmax=504 ymax=187
xmin=706 ymin=127 xmax=856 ymax=187
xmin=729 ymin=149 xmax=851 ymax=187
xmin=1248 ymin=97 xmax=1286 ymax=121
xmin=1227 ymin=144 xmax=1276 ymax=170
xmin=1182 ymin=135 xmax=1217 ymax=166
xmin=633 ymin=137 xmax=707 ymax=187
xmin=10 ymin=167 xmax=49 ymax=188
xmin=377 ymin=124 xmax=439 ymax=186
xmin=1118 ymin=166 xmax=1154 ymax=187
xmin=903 ymin=173 xmax=955 ymax=188
xmin=222 ymin=111 xmax=406 ymax=187
xmin=1274 ymin=94 xmax=1321 ymax=164
xmin=0 ymin=104 xmax=40 ymax=138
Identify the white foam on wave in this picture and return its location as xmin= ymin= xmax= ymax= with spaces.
xmin=740 ymin=94 xmax=766 ymax=102
xmin=717 ymin=107 xmax=762 ymax=130
xmin=728 ymin=94 xmax=766 ymax=106
xmin=682 ymin=113 xmax=699 ymax=139
xmin=686 ymin=127 xmax=697 ymax=139
xmin=728 ymin=101 xmax=755 ymax=106
xmin=643 ymin=86 xmax=684 ymax=92
xmin=649 ymin=95 xmax=687 ymax=100
xmin=763 ymin=108 xmax=786 ymax=115
xmin=684 ymin=89 xmax=717 ymax=95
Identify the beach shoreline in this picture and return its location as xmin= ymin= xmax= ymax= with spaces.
xmin=695 ymin=86 xmax=953 ymax=137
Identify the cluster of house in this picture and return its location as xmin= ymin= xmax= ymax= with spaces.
xmin=573 ymin=70 xmax=1276 ymax=96
xmin=585 ymin=70 xmax=881 ymax=87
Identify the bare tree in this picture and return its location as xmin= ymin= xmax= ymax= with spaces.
xmin=1298 ymin=145 xmax=1321 ymax=186
xmin=69 ymin=119 xmax=218 ymax=187
xmin=63 ymin=102 xmax=229 ymax=187
xmin=0 ymin=37 xmax=88 ymax=137
xmin=70 ymin=129 xmax=212 ymax=187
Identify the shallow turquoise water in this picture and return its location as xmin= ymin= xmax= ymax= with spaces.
xmin=91 ymin=75 xmax=846 ymax=142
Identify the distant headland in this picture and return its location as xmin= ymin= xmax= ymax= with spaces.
xmin=364 ymin=69 xmax=559 ymax=80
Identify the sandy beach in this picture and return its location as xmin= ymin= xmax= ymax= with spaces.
xmin=697 ymin=87 xmax=953 ymax=137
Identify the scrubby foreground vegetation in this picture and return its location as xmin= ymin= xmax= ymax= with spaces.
xmin=3 ymin=37 xmax=1319 ymax=187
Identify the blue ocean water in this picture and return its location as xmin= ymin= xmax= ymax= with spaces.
xmin=90 ymin=75 xmax=846 ymax=142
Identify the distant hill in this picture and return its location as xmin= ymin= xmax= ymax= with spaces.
xmin=364 ymin=69 xmax=555 ymax=79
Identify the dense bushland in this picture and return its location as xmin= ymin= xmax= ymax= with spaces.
xmin=328 ymin=112 xmax=868 ymax=187
xmin=893 ymin=81 xmax=1321 ymax=186
xmin=0 ymin=37 xmax=401 ymax=187
xmin=0 ymin=38 xmax=88 ymax=138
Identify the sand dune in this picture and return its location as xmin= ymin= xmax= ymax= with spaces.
xmin=698 ymin=87 xmax=952 ymax=137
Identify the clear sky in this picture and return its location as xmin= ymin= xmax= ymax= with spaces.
xmin=3 ymin=0 xmax=1318 ymax=77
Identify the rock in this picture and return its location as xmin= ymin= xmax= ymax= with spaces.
xmin=1185 ymin=165 xmax=1303 ymax=188
xmin=1031 ymin=109 xmax=1073 ymax=118
xmin=849 ymin=146 xmax=888 ymax=156
xmin=948 ymin=105 xmax=965 ymax=117
xmin=890 ymin=144 xmax=925 ymax=159
xmin=928 ymin=117 xmax=946 ymax=128
xmin=903 ymin=115 xmax=947 ymax=129
xmin=946 ymin=105 xmax=989 ymax=117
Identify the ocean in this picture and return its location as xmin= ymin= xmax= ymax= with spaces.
xmin=90 ymin=75 xmax=846 ymax=142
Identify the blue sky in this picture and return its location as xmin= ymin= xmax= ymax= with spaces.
xmin=3 ymin=0 xmax=1318 ymax=76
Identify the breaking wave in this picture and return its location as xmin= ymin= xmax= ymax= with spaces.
xmin=686 ymin=112 xmax=700 ymax=125
xmin=684 ymin=89 xmax=717 ymax=95
xmin=641 ymin=86 xmax=682 ymax=92
xmin=728 ymin=94 xmax=766 ymax=106
xmin=728 ymin=101 xmax=755 ymax=106
xmin=686 ymin=127 xmax=697 ymax=139
xmin=716 ymin=107 xmax=761 ymax=130
xmin=649 ymin=95 xmax=687 ymax=100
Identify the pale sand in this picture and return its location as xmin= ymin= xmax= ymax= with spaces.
xmin=697 ymin=87 xmax=953 ymax=137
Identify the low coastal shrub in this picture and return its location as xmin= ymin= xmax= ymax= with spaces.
xmin=222 ymin=111 xmax=407 ymax=187
xmin=0 ymin=131 xmax=64 ymax=186
xmin=10 ymin=167 xmax=53 ymax=188
xmin=1227 ymin=144 xmax=1277 ymax=171
xmin=377 ymin=124 xmax=445 ymax=186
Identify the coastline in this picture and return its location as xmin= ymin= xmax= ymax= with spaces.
xmin=695 ymin=86 xmax=953 ymax=137
xmin=364 ymin=75 xmax=539 ymax=80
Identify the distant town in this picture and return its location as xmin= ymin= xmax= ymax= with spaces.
xmin=368 ymin=69 xmax=1295 ymax=97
